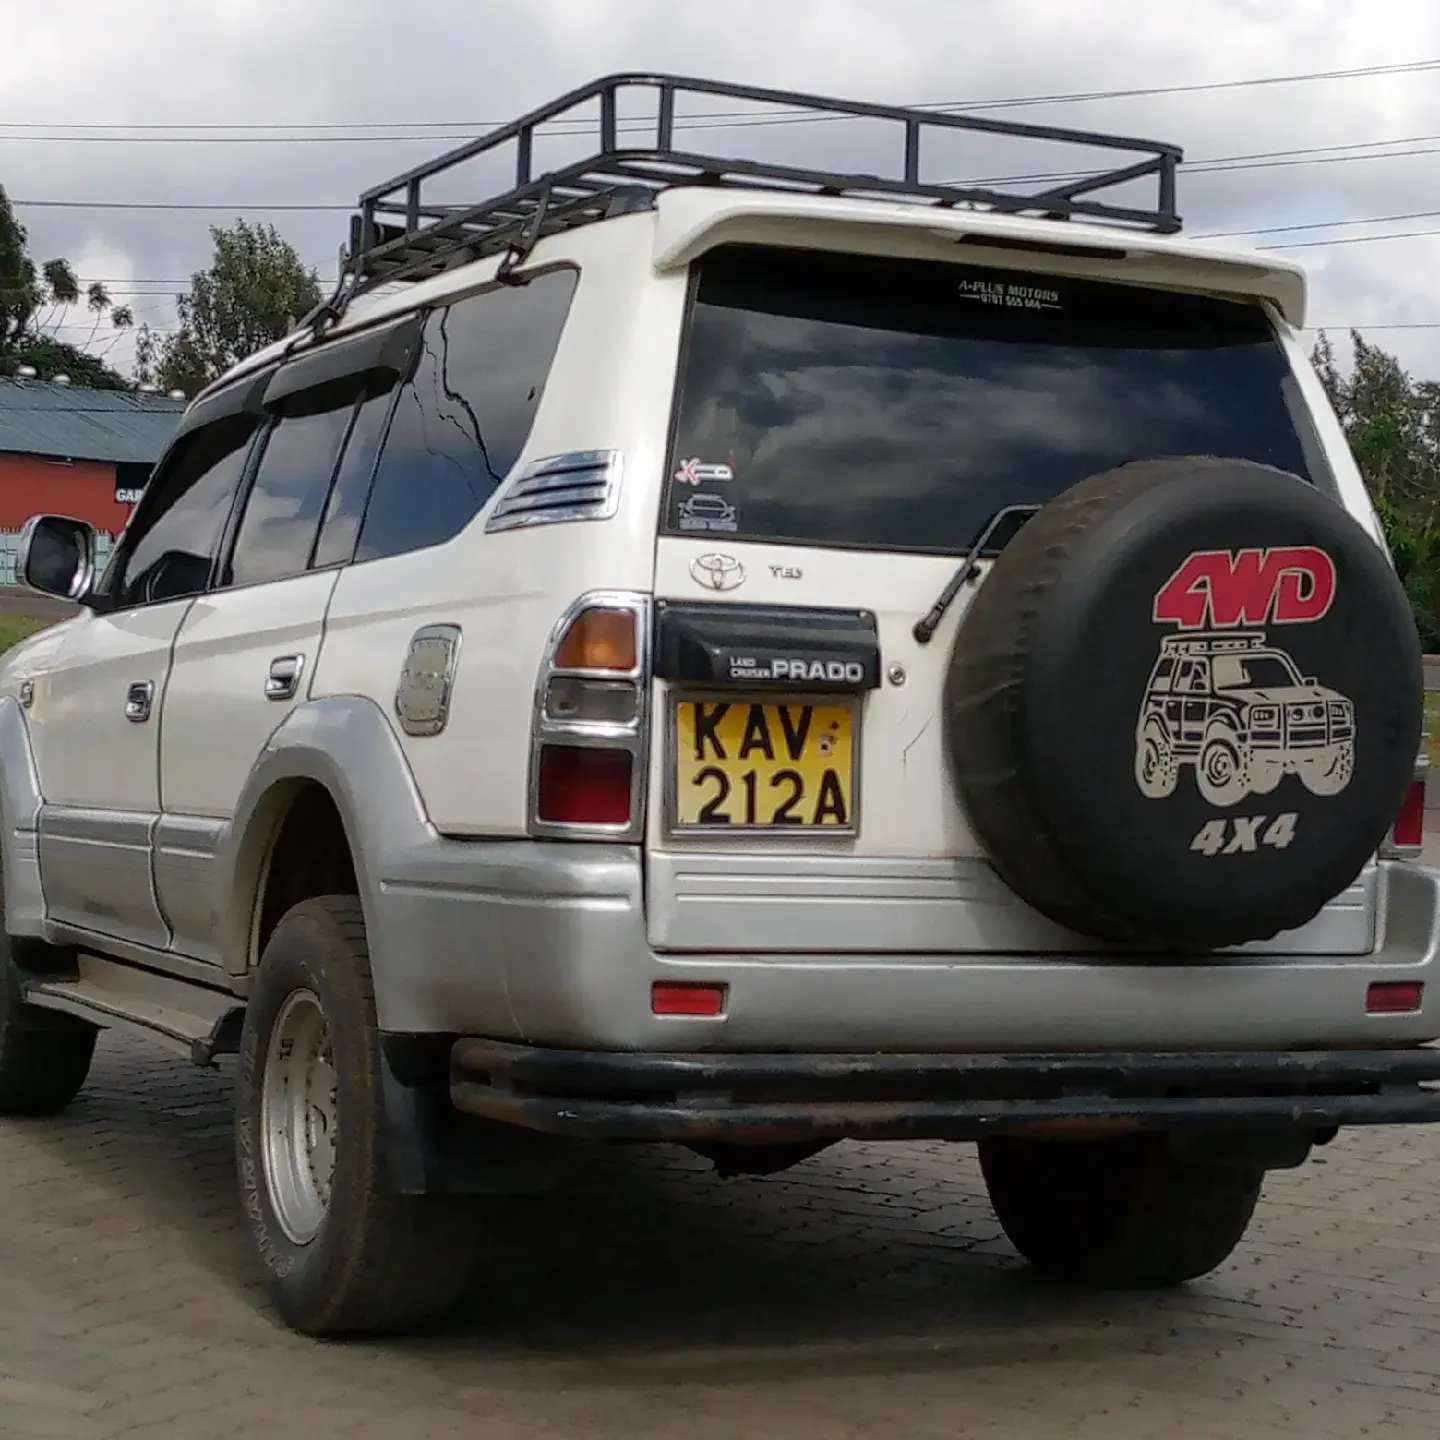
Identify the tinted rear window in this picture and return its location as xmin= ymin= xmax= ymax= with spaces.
xmin=665 ymin=246 xmax=1315 ymax=554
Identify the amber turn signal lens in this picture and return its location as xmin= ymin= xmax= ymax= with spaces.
xmin=554 ymin=607 xmax=637 ymax=672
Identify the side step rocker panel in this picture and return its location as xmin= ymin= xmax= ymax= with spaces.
xmin=23 ymin=955 xmax=244 ymax=1067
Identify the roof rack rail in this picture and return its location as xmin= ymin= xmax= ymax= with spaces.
xmin=314 ymin=73 xmax=1182 ymax=330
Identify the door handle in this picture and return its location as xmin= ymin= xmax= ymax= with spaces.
xmin=124 ymin=681 xmax=154 ymax=723
xmin=265 ymin=654 xmax=305 ymax=702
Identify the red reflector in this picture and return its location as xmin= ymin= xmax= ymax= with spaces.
xmin=536 ymin=745 xmax=632 ymax=826
xmin=651 ymin=982 xmax=727 ymax=1017
xmin=1367 ymin=981 xmax=1424 ymax=1015
xmin=1393 ymin=780 xmax=1426 ymax=849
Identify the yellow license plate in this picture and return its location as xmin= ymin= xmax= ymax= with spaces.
xmin=670 ymin=698 xmax=857 ymax=832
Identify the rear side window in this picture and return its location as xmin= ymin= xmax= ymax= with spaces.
xmin=354 ymin=267 xmax=578 ymax=564
xmin=665 ymin=246 xmax=1316 ymax=555
xmin=221 ymin=382 xmax=360 ymax=589
xmin=311 ymin=382 xmax=396 ymax=570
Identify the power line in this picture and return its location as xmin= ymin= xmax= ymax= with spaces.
xmin=13 ymin=200 xmax=348 ymax=212
xmin=1191 ymin=142 xmax=1440 ymax=175
xmin=0 ymin=278 xmax=339 ymax=295
xmin=1196 ymin=208 xmax=1440 ymax=238
xmin=20 ymin=126 xmax=1440 ymax=215
xmin=2 ymin=57 xmax=1438 ymax=141
xmin=1187 ymin=133 xmax=1440 ymax=172
xmin=39 ymin=203 xmax=1440 ymax=281
xmin=948 ymin=133 xmax=1440 ymax=190
xmin=1259 ymin=226 xmax=1440 ymax=250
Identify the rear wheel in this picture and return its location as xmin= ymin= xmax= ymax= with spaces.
xmin=0 ymin=895 xmax=96 ymax=1117
xmin=977 ymin=1133 xmax=1262 ymax=1289
xmin=236 ymin=895 xmax=481 ymax=1337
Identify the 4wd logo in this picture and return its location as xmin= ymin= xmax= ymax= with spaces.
xmin=1135 ymin=544 xmax=1355 ymax=826
xmin=1152 ymin=546 xmax=1336 ymax=630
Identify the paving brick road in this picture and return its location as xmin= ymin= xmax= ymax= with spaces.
xmin=4 ymin=1034 xmax=1440 ymax=1439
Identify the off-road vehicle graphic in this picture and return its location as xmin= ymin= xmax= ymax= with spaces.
xmin=1134 ymin=632 xmax=1356 ymax=807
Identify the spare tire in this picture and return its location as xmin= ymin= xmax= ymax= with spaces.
xmin=944 ymin=456 xmax=1423 ymax=951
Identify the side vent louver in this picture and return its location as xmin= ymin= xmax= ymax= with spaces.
xmin=485 ymin=450 xmax=622 ymax=534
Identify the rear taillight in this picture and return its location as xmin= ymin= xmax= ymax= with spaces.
xmin=1394 ymin=780 xmax=1426 ymax=849
xmin=651 ymin=982 xmax=727 ymax=1017
xmin=1381 ymin=753 xmax=1428 ymax=860
xmin=1367 ymin=980 xmax=1424 ymax=1014
xmin=529 ymin=592 xmax=648 ymax=840
xmin=536 ymin=746 xmax=634 ymax=826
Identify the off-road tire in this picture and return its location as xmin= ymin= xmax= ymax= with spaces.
xmin=1298 ymin=744 xmax=1355 ymax=798
xmin=943 ymin=455 xmax=1422 ymax=949
xmin=978 ymin=1133 xmax=1263 ymax=1289
xmin=236 ymin=895 xmax=481 ymax=1337
xmin=1133 ymin=722 xmax=1178 ymax=800
xmin=1248 ymin=757 xmax=1284 ymax=796
xmin=1194 ymin=724 xmax=1251 ymax=809
xmin=0 ymin=895 xmax=96 ymax=1117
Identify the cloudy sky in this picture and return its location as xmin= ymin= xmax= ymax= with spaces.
xmin=6 ymin=0 xmax=1440 ymax=379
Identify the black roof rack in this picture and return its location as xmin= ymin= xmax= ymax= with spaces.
xmin=316 ymin=73 xmax=1182 ymax=330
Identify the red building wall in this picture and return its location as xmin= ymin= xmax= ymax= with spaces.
xmin=0 ymin=453 xmax=135 ymax=536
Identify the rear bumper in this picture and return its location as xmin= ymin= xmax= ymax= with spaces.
xmin=369 ymin=839 xmax=1440 ymax=1051
xmin=450 ymin=1040 xmax=1440 ymax=1143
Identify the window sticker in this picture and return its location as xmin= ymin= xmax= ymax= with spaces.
xmin=956 ymin=278 xmax=1062 ymax=312
xmin=674 ymin=457 xmax=735 ymax=486
xmin=677 ymin=491 xmax=739 ymax=534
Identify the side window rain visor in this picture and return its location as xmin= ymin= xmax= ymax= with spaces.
xmin=168 ymin=365 xmax=273 ymax=447
xmin=263 ymin=313 xmax=424 ymax=413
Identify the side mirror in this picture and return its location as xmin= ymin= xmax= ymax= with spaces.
xmin=17 ymin=515 xmax=98 ymax=603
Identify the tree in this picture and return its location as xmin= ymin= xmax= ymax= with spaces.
xmin=0 ymin=183 xmax=132 ymax=385
xmin=152 ymin=219 xmax=321 ymax=395
xmin=6 ymin=337 xmax=130 ymax=391
xmin=1312 ymin=329 xmax=1440 ymax=648
xmin=1312 ymin=330 xmax=1440 ymax=523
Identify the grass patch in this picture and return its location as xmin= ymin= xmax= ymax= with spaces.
xmin=1426 ymin=689 xmax=1440 ymax=767
xmin=0 ymin=615 xmax=58 ymax=655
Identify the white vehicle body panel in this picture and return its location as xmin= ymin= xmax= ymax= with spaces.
xmin=0 ymin=159 xmax=1417 ymax=1044
xmin=21 ymin=602 xmax=190 ymax=947
xmin=156 ymin=570 xmax=339 ymax=964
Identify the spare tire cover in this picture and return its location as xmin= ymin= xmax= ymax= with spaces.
xmin=944 ymin=456 xmax=1423 ymax=951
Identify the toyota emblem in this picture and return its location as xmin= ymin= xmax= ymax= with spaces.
xmin=690 ymin=552 xmax=746 ymax=592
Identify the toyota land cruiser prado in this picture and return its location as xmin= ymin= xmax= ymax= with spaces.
xmin=0 ymin=75 xmax=1433 ymax=1337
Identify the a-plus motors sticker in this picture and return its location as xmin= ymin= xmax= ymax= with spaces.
xmin=1134 ymin=546 xmax=1355 ymax=830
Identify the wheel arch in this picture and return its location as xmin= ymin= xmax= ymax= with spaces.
xmin=0 ymin=695 xmax=48 ymax=939
xmin=220 ymin=696 xmax=434 ymax=986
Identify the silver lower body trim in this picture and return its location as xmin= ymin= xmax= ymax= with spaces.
xmin=367 ymin=842 xmax=1440 ymax=1053
xmin=644 ymin=851 xmax=1378 ymax=955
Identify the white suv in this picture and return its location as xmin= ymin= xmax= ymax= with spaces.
xmin=1 ymin=75 xmax=1435 ymax=1338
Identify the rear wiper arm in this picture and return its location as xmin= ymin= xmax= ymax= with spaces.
xmin=912 ymin=503 xmax=1041 ymax=644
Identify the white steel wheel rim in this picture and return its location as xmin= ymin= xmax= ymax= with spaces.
xmin=260 ymin=988 xmax=338 ymax=1246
